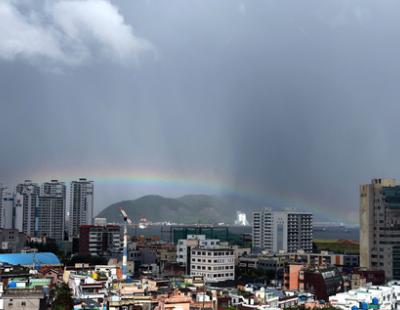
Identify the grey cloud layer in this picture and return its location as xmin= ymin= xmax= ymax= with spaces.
xmin=1 ymin=0 xmax=400 ymax=223
xmin=0 ymin=0 xmax=152 ymax=65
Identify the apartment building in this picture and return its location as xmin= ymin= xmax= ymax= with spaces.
xmin=360 ymin=178 xmax=400 ymax=280
xmin=79 ymin=224 xmax=121 ymax=257
xmin=190 ymin=248 xmax=235 ymax=283
xmin=38 ymin=180 xmax=66 ymax=241
xmin=0 ymin=189 xmax=23 ymax=230
xmin=16 ymin=180 xmax=40 ymax=237
xmin=69 ymin=178 xmax=94 ymax=238
xmin=176 ymin=235 xmax=220 ymax=265
xmin=253 ymin=209 xmax=313 ymax=253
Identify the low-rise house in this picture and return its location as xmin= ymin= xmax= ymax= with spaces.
xmin=300 ymin=266 xmax=344 ymax=301
xmin=38 ymin=267 xmax=63 ymax=287
xmin=0 ymin=277 xmax=51 ymax=310
xmin=230 ymin=286 xmax=299 ymax=310
xmin=66 ymin=271 xmax=107 ymax=304
xmin=155 ymin=291 xmax=192 ymax=310
xmin=0 ymin=265 xmax=31 ymax=282
xmin=329 ymin=281 xmax=400 ymax=309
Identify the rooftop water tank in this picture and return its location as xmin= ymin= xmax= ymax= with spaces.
xmin=7 ymin=282 xmax=16 ymax=288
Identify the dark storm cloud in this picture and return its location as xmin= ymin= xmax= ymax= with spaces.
xmin=1 ymin=0 xmax=400 ymax=222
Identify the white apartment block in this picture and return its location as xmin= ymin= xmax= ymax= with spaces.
xmin=190 ymin=248 xmax=235 ymax=283
xmin=176 ymin=235 xmax=220 ymax=265
xmin=38 ymin=180 xmax=66 ymax=241
xmin=16 ymin=180 xmax=40 ymax=237
xmin=69 ymin=178 xmax=94 ymax=238
xmin=253 ymin=209 xmax=313 ymax=253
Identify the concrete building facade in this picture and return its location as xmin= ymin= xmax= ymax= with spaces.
xmin=69 ymin=178 xmax=94 ymax=238
xmin=0 ymin=228 xmax=26 ymax=252
xmin=190 ymin=248 xmax=235 ymax=283
xmin=0 ymin=185 xmax=4 ymax=227
xmin=0 ymin=189 xmax=23 ymax=230
xmin=38 ymin=180 xmax=66 ymax=241
xmin=79 ymin=224 xmax=121 ymax=257
xmin=16 ymin=180 xmax=40 ymax=237
xmin=253 ymin=209 xmax=313 ymax=253
xmin=360 ymin=178 xmax=400 ymax=280
xmin=176 ymin=235 xmax=220 ymax=265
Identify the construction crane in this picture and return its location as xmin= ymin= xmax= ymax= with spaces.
xmin=120 ymin=208 xmax=132 ymax=280
xmin=119 ymin=209 xmax=149 ymax=280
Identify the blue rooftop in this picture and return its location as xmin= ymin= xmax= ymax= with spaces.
xmin=0 ymin=252 xmax=61 ymax=266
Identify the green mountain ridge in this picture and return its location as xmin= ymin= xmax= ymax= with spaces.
xmin=96 ymin=194 xmax=260 ymax=224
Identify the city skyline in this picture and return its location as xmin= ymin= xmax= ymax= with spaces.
xmin=2 ymin=0 xmax=400 ymax=223
xmin=1 ymin=175 xmax=395 ymax=225
xmin=3 ymin=0 xmax=400 ymax=307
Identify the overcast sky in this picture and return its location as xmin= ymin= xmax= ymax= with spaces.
xmin=1 ymin=0 xmax=400 ymax=223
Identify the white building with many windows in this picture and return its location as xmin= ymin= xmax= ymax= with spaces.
xmin=16 ymin=180 xmax=40 ymax=237
xmin=190 ymin=248 xmax=235 ymax=283
xmin=176 ymin=235 xmax=220 ymax=265
xmin=38 ymin=180 xmax=66 ymax=241
xmin=69 ymin=178 xmax=94 ymax=239
xmin=253 ymin=209 xmax=313 ymax=253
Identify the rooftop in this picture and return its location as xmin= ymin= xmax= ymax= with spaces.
xmin=0 ymin=252 xmax=61 ymax=266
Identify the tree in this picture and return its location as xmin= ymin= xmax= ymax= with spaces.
xmin=64 ymin=254 xmax=108 ymax=266
xmin=51 ymin=283 xmax=73 ymax=310
xmin=27 ymin=241 xmax=60 ymax=255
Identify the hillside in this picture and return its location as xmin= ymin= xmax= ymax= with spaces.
xmin=96 ymin=194 xmax=260 ymax=224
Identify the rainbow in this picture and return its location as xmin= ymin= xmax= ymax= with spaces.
xmin=26 ymin=168 xmax=353 ymax=222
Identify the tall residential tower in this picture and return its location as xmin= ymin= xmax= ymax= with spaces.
xmin=360 ymin=178 xmax=400 ymax=280
xmin=38 ymin=180 xmax=66 ymax=241
xmin=16 ymin=180 xmax=40 ymax=237
xmin=69 ymin=178 xmax=94 ymax=238
xmin=0 ymin=188 xmax=23 ymax=230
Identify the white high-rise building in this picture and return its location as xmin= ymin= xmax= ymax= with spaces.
xmin=16 ymin=180 xmax=40 ymax=237
xmin=38 ymin=180 xmax=66 ymax=241
xmin=0 ymin=189 xmax=23 ymax=229
xmin=360 ymin=178 xmax=400 ymax=280
xmin=69 ymin=178 xmax=94 ymax=238
xmin=252 ymin=209 xmax=313 ymax=253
